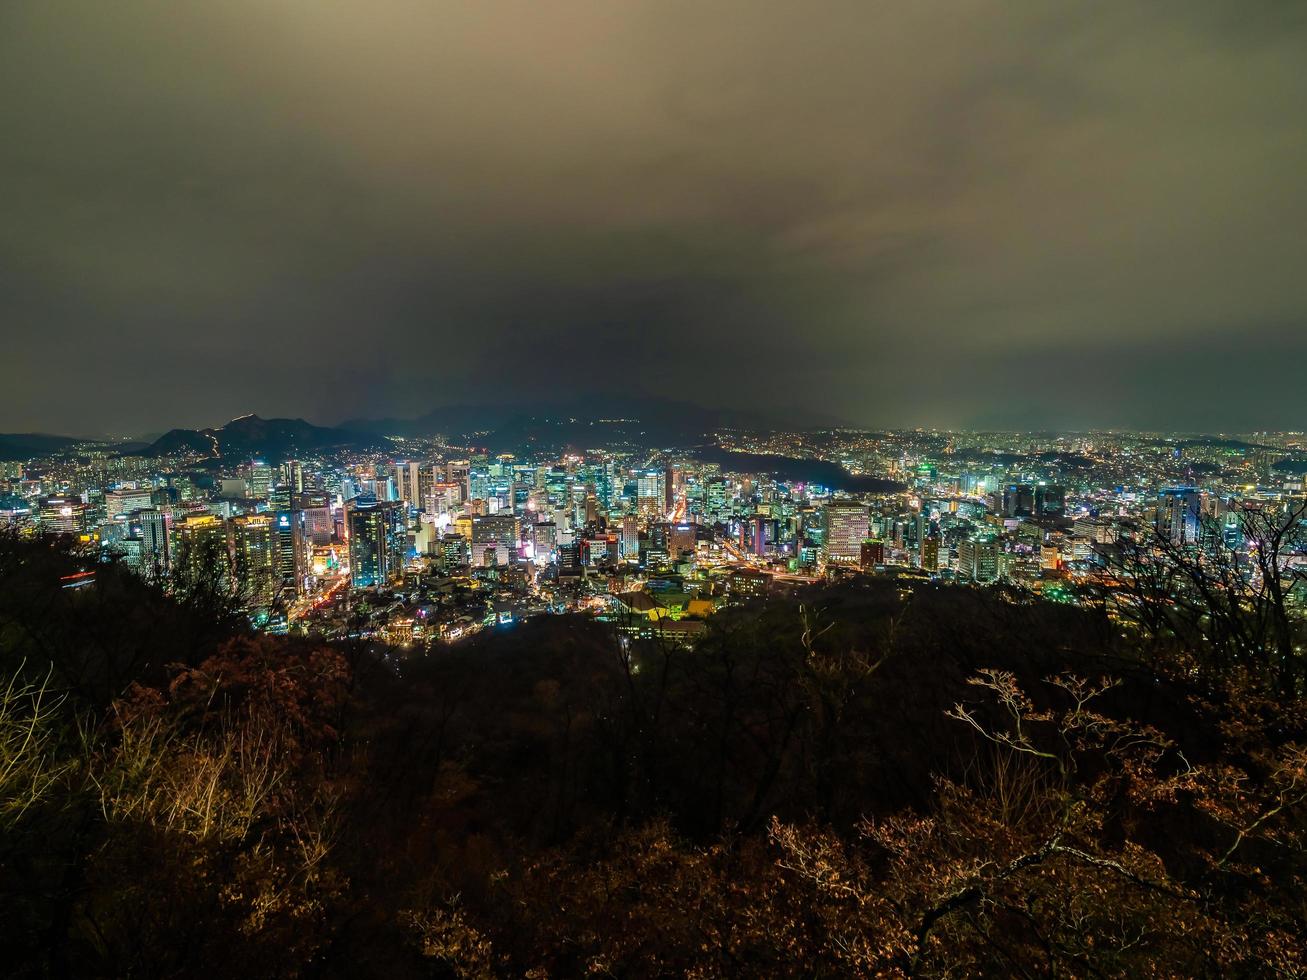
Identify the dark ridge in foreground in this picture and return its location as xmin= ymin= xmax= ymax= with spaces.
xmin=2 ymin=533 xmax=1304 ymax=978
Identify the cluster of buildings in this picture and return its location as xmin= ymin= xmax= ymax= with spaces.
xmin=3 ymin=424 xmax=1305 ymax=641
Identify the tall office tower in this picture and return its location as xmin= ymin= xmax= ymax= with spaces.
xmin=557 ymin=541 xmax=582 ymax=576
xmin=230 ymin=515 xmax=278 ymax=607
xmin=424 ymin=483 xmax=461 ymax=519
xmin=38 ymin=496 xmax=87 ymax=535
xmin=280 ymin=460 xmax=304 ymax=493
xmin=1003 ymin=484 xmax=1035 ymax=518
xmin=860 ymin=539 xmax=885 ymax=570
xmin=1158 ymin=488 xmax=1202 ymax=547
xmin=580 ymin=535 xmax=615 ymax=567
xmin=272 ymin=510 xmax=307 ymax=594
xmin=445 ymin=461 xmax=470 ymax=502
xmin=347 ymin=501 xmax=405 ymax=590
xmin=105 ymin=487 xmax=154 ymax=522
xmin=531 ymin=521 xmax=557 ymax=562
xmin=468 ymin=465 xmax=491 ymax=502
xmin=669 ymin=523 xmax=697 ymax=562
xmin=822 ymin=500 xmax=870 ymax=564
xmin=244 ymin=462 xmax=275 ymax=500
xmin=419 ymin=465 xmax=439 ymax=509
xmin=296 ymin=490 xmax=334 ymax=545
xmin=472 ymin=514 xmax=520 ymax=559
xmin=391 ymin=461 xmax=424 ymax=508
xmin=130 ymin=508 xmax=170 ymax=580
xmin=269 ymin=484 xmax=293 ymax=512
xmin=1035 ymin=484 xmax=1066 ymax=517
xmin=705 ymin=478 xmax=729 ymax=523
xmin=637 ymin=470 xmax=663 ymax=516
xmin=620 ymin=514 xmax=640 ymax=559
xmin=957 ymin=536 xmax=1000 ymax=583
xmin=171 ymin=514 xmax=232 ymax=583
xmin=433 ymin=533 xmax=464 ymax=571
xmin=919 ymin=535 xmax=941 ymax=572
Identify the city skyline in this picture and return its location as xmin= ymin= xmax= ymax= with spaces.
xmin=3 ymin=1 xmax=1306 ymax=435
xmin=6 ymin=4 xmax=1307 ymax=973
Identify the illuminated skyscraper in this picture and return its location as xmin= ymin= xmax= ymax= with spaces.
xmin=391 ymin=461 xmax=423 ymax=508
xmin=822 ymin=500 xmax=869 ymax=564
xmin=38 ymin=496 xmax=86 ymax=535
xmin=171 ymin=514 xmax=232 ymax=585
xmin=472 ymin=514 xmax=520 ymax=560
xmin=670 ymin=523 xmax=697 ymax=561
xmin=1158 ymin=488 xmax=1202 ymax=547
xmin=105 ymin=487 xmax=154 ymax=522
xmin=231 ymin=515 xmax=278 ymax=606
xmin=620 ymin=514 xmax=640 ymax=559
xmin=129 ymin=508 xmax=169 ymax=580
xmin=919 ymin=536 xmax=941 ymax=572
xmin=637 ymin=470 xmax=663 ymax=516
xmin=957 ymin=536 xmax=999 ymax=583
xmin=280 ymin=460 xmax=304 ymax=493
xmin=347 ymin=501 xmax=405 ymax=589
xmin=244 ymin=462 xmax=274 ymax=500
xmin=273 ymin=510 xmax=307 ymax=594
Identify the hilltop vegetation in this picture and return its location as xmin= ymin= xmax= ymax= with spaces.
xmin=1 ymin=531 xmax=1305 ymax=977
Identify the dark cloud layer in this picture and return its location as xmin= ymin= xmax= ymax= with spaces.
xmin=2 ymin=1 xmax=1304 ymax=435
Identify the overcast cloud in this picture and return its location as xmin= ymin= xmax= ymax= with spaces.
xmin=1 ymin=0 xmax=1304 ymax=435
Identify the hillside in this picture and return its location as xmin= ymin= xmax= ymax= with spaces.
xmin=144 ymin=414 xmax=388 ymax=461
xmin=0 ymin=432 xmax=83 ymax=460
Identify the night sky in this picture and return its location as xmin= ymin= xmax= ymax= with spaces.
xmin=2 ymin=1 xmax=1305 ymax=437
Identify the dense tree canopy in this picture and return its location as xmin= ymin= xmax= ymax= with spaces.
xmin=2 ymin=531 xmax=1305 ymax=977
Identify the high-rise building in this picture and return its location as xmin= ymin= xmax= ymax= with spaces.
xmin=531 ymin=522 xmax=557 ymax=562
xmin=1158 ymin=488 xmax=1202 ymax=547
xmin=704 ymin=478 xmax=729 ymax=524
xmin=1002 ymin=484 xmax=1035 ymax=518
xmin=273 ymin=510 xmax=307 ymax=594
xmin=280 ymin=460 xmax=304 ymax=493
xmin=296 ymin=491 xmax=334 ymax=545
xmin=637 ymin=470 xmax=663 ymax=517
xmin=244 ymin=462 xmax=275 ymax=500
xmin=620 ymin=514 xmax=640 ymax=559
xmin=669 ymin=523 xmax=696 ymax=561
xmin=919 ymin=536 xmax=940 ymax=572
xmin=444 ymin=461 xmax=470 ymax=502
xmin=957 ymin=536 xmax=999 ymax=583
xmin=822 ymin=500 xmax=869 ymax=564
xmin=1035 ymin=484 xmax=1066 ymax=517
xmin=231 ymin=515 xmax=278 ymax=607
xmin=860 ymin=539 xmax=885 ymax=569
xmin=105 ymin=487 xmax=154 ymax=522
xmin=171 ymin=514 xmax=232 ymax=584
xmin=391 ymin=461 xmax=424 ymax=508
xmin=38 ymin=496 xmax=87 ymax=536
xmin=347 ymin=501 xmax=405 ymax=589
xmin=439 ymin=534 xmax=468 ymax=571
xmin=129 ymin=508 xmax=169 ymax=580
xmin=472 ymin=514 xmax=520 ymax=559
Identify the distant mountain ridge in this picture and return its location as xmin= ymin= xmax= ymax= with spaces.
xmin=0 ymin=433 xmax=84 ymax=461
xmin=144 ymin=415 xmax=388 ymax=462
xmin=342 ymin=397 xmax=848 ymax=451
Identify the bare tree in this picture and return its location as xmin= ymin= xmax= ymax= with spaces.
xmin=1108 ymin=498 xmax=1307 ymax=694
